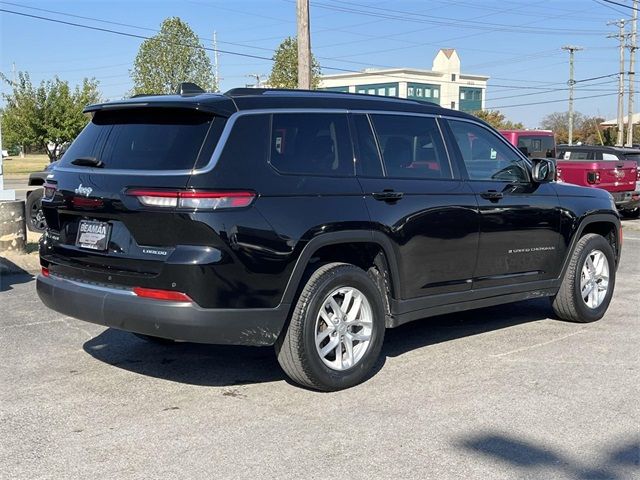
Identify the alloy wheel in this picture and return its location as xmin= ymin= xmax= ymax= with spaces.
xmin=314 ymin=286 xmax=373 ymax=371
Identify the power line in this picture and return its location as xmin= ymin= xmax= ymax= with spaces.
xmin=601 ymin=0 xmax=640 ymax=12
xmin=0 ymin=3 xmax=624 ymax=112
xmin=489 ymin=92 xmax=617 ymax=110
xmin=307 ymin=0 xmax=609 ymax=35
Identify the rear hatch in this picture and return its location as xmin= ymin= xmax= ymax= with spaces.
xmin=41 ymin=100 xmax=233 ymax=284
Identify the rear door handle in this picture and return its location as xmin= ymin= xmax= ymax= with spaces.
xmin=480 ymin=190 xmax=504 ymax=201
xmin=372 ymin=190 xmax=404 ymax=202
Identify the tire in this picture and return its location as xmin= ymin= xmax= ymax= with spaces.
xmin=621 ymin=207 xmax=640 ymax=219
xmin=552 ymin=234 xmax=616 ymax=323
xmin=133 ymin=333 xmax=176 ymax=345
xmin=26 ymin=189 xmax=47 ymax=233
xmin=275 ymin=262 xmax=386 ymax=391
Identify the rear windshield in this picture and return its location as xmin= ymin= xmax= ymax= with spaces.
xmin=516 ymin=135 xmax=555 ymax=158
xmin=59 ymin=108 xmax=215 ymax=170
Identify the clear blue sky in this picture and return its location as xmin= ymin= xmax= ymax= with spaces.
xmin=0 ymin=0 xmax=634 ymax=127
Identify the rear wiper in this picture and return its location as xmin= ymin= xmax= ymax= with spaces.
xmin=71 ymin=156 xmax=104 ymax=168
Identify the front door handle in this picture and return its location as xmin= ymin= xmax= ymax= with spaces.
xmin=372 ymin=190 xmax=404 ymax=202
xmin=480 ymin=190 xmax=504 ymax=201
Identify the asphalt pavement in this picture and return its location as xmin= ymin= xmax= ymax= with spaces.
xmin=1 ymin=231 xmax=639 ymax=479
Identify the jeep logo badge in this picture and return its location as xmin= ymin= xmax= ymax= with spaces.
xmin=75 ymin=184 xmax=93 ymax=197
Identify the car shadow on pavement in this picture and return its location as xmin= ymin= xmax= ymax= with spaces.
xmin=83 ymin=298 xmax=553 ymax=388
xmin=0 ymin=271 xmax=34 ymax=292
xmin=382 ymin=298 xmax=553 ymax=359
xmin=84 ymin=329 xmax=286 ymax=387
xmin=458 ymin=432 xmax=639 ymax=479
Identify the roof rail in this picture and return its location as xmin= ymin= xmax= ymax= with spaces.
xmin=177 ymin=82 xmax=206 ymax=95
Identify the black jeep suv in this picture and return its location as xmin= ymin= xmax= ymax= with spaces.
xmin=37 ymin=87 xmax=621 ymax=391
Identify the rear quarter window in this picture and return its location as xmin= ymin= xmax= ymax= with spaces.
xmin=59 ymin=108 xmax=217 ymax=170
xmin=558 ymin=150 xmax=594 ymax=161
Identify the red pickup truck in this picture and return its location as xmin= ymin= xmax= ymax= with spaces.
xmin=556 ymin=145 xmax=640 ymax=218
xmin=499 ymin=130 xmax=639 ymax=218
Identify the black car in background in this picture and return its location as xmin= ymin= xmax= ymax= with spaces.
xmin=37 ymin=86 xmax=621 ymax=390
xmin=26 ymin=161 xmax=57 ymax=232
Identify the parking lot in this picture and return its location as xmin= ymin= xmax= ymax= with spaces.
xmin=1 ymin=227 xmax=638 ymax=480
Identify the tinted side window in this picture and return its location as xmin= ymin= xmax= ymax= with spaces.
xmin=352 ymin=114 xmax=383 ymax=177
xmin=370 ymin=114 xmax=452 ymax=179
xmin=447 ymin=119 xmax=528 ymax=182
xmin=269 ymin=113 xmax=353 ymax=176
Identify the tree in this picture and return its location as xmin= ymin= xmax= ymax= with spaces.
xmin=268 ymin=36 xmax=321 ymax=89
xmin=540 ymin=111 xmax=586 ymax=144
xmin=472 ymin=110 xmax=524 ymax=130
xmin=1 ymin=72 xmax=100 ymax=161
xmin=540 ymin=111 xmax=613 ymax=145
xmin=131 ymin=17 xmax=214 ymax=95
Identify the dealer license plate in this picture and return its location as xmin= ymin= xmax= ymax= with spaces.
xmin=76 ymin=220 xmax=111 ymax=251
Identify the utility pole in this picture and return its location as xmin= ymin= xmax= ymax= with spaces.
xmin=608 ymin=19 xmax=627 ymax=146
xmin=297 ymin=0 xmax=311 ymax=89
xmin=562 ymin=45 xmax=583 ymax=145
xmin=626 ymin=0 xmax=638 ymax=147
xmin=213 ymin=31 xmax=220 ymax=92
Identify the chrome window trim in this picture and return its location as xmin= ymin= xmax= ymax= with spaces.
xmin=52 ymin=108 xmax=349 ymax=177
xmin=52 ymin=106 xmax=517 ymax=178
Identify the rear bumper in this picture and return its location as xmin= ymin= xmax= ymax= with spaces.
xmin=36 ymin=274 xmax=289 ymax=346
xmin=611 ymin=190 xmax=640 ymax=210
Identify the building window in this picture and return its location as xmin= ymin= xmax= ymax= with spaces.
xmin=356 ymin=82 xmax=399 ymax=98
xmin=459 ymin=87 xmax=482 ymax=112
xmin=451 ymin=101 xmax=456 ymax=109
xmin=406 ymin=82 xmax=440 ymax=105
xmin=320 ymin=86 xmax=349 ymax=93
xmin=451 ymin=74 xmax=456 ymax=82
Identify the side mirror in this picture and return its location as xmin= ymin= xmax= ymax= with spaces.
xmin=531 ymin=158 xmax=556 ymax=183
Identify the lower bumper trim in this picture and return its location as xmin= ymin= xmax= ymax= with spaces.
xmin=36 ymin=274 xmax=289 ymax=346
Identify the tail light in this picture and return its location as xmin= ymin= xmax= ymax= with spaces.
xmin=132 ymin=287 xmax=192 ymax=302
xmin=41 ymin=267 xmax=50 ymax=277
xmin=587 ymin=171 xmax=601 ymax=184
xmin=126 ymin=189 xmax=256 ymax=210
xmin=43 ymin=183 xmax=57 ymax=200
xmin=556 ymin=167 xmax=563 ymax=182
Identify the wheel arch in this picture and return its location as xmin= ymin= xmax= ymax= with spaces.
xmin=561 ymin=213 xmax=621 ymax=279
xmin=280 ymin=230 xmax=401 ymax=308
